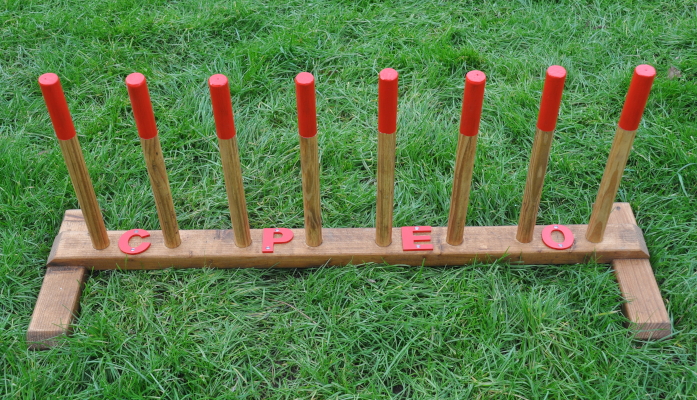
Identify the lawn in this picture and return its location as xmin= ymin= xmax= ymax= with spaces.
xmin=1 ymin=0 xmax=696 ymax=398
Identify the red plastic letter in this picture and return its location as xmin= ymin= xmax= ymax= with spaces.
xmin=262 ymin=228 xmax=294 ymax=253
xmin=541 ymin=224 xmax=574 ymax=250
xmin=118 ymin=229 xmax=151 ymax=255
xmin=401 ymin=226 xmax=434 ymax=251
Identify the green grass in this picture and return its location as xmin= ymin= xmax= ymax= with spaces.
xmin=1 ymin=0 xmax=696 ymax=398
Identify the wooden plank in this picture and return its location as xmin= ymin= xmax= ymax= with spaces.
xmin=608 ymin=202 xmax=671 ymax=340
xmin=27 ymin=210 xmax=88 ymax=350
xmin=606 ymin=202 xmax=638 ymax=226
xmin=27 ymin=267 xmax=86 ymax=350
xmin=612 ymin=259 xmax=671 ymax=339
xmin=47 ymin=211 xmax=648 ymax=270
xmin=59 ymin=209 xmax=92 ymax=232
xmin=29 ymin=203 xmax=669 ymax=348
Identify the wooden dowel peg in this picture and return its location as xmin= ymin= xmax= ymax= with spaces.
xmin=376 ymin=68 xmax=398 ymax=247
xmin=516 ymin=65 xmax=567 ymax=243
xmin=38 ymin=73 xmax=109 ymax=250
xmin=126 ymin=72 xmax=181 ymax=249
xmin=209 ymin=74 xmax=252 ymax=248
xmin=295 ymin=72 xmax=322 ymax=247
xmin=587 ymin=65 xmax=656 ymax=243
xmin=446 ymin=70 xmax=486 ymax=246
xmin=139 ymin=136 xmax=181 ymax=248
xmin=446 ymin=134 xmax=478 ymax=246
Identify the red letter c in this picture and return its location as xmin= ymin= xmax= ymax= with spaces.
xmin=118 ymin=229 xmax=151 ymax=255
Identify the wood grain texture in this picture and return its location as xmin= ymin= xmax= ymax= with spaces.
xmin=140 ymin=136 xmax=181 ymax=248
xmin=607 ymin=203 xmax=671 ymax=340
xmin=517 ymin=128 xmax=554 ymax=243
xmin=606 ymin=202 xmax=638 ymax=225
xmin=58 ymin=136 xmax=109 ymax=249
xmin=28 ymin=210 xmax=88 ymax=350
xmin=612 ymin=259 xmax=671 ymax=339
xmin=299 ymin=135 xmax=322 ymax=247
xmin=32 ymin=204 xmax=669 ymax=347
xmin=446 ymin=134 xmax=478 ymax=245
xmin=48 ymin=209 xmax=648 ymax=270
xmin=219 ymin=137 xmax=252 ymax=247
xmin=587 ymin=127 xmax=636 ymax=243
xmin=376 ymin=132 xmax=396 ymax=246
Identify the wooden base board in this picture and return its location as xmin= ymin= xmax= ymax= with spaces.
xmin=47 ymin=215 xmax=649 ymax=270
xmin=613 ymin=259 xmax=671 ymax=339
xmin=26 ymin=266 xmax=86 ymax=350
xmin=26 ymin=211 xmax=89 ymax=350
xmin=607 ymin=203 xmax=671 ymax=340
xmin=27 ymin=203 xmax=670 ymax=349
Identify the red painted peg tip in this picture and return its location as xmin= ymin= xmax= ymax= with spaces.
xmin=208 ymin=74 xmax=236 ymax=140
xmin=209 ymin=73 xmax=228 ymax=88
xmin=295 ymin=72 xmax=317 ymax=138
xmin=618 ymin=64 xmax=656 ymax=131
xmin=459 ymin=70 xmax=486 ymax=136
xmin=125 ymin=72 xmax=158 ymax=140
xmin=378 ymin=68 xmax=399 ymax=134
xmin=38 ymin=73 xmax=76 ymax=140
xmin=536 ymin=65 xmax=567 ymax=131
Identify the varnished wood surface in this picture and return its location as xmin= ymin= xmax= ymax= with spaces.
xmin=607 ymin=203 xmax=671 ymax=340
xmin=140 ymin=136 xmax=181 ymax=248
xmin=446 ymin=134 xmax=478 ymax=245
xmin=299 ymin=135 xmax=322 ymax=247
xmin=516 ymin=127 xmax=554 ymax=243
xmin=26 ymin=267 xmax=86 ymax=349
xmin=58 ymin=136 xmax=109 ymax=249
xmin=48 ymin=209 xmax=648 ymax=270
xmin=376 ymin=132 xmax=396 ymax=246
xmin=27 ymin=209 xmax=88 ymax=350
xmin=31 ymin=205 xmax=669 ymax=346
xmin=219 ymin=137 xmax=252 ymax=247
xmin=612 ymin=259 xmax=671 ymax=339
xmin=587 ymin=127 xmax=636 ymax=243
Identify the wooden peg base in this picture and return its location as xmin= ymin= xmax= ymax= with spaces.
xmin=27 ymin=203 xmax=671 ymax=349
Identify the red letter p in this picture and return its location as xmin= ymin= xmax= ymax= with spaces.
xmin=262 ymin=228 xmax=294 ymax=253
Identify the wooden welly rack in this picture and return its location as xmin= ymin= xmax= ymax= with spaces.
xmin=27 ymin=66 xmax=671 ymax=349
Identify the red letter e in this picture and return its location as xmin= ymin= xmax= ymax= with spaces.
xmin=401 ymin=226 xmax=433 ymax=251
